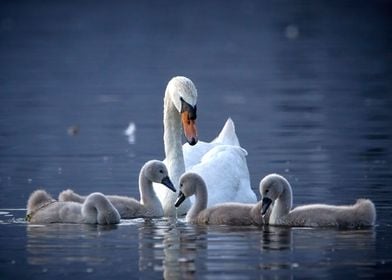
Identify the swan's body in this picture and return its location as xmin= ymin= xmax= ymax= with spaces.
xmin=26 ymin=190 xmax=120 ymax=224
xmin=174 ymin=173 xmax=265 ymax=225
xmin=59 ymin=160 xmax=176 ymax=218
xmin=153 ymin=76 xmax=257 ymax=216
xmin=260 ymin=174 xmax=376 ymax=228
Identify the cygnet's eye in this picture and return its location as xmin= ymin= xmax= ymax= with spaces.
xmin=159 ymin=170 xmax=163 ymax=174
xmin=180 ymin=183 xmax=183 ymax=187
xmin=265 ymin=189 xmax=269 ymax=194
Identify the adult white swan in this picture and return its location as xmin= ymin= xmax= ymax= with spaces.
xmin=153 ymin=76 xmax=257 ymax=216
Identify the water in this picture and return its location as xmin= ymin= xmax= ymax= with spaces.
xmin=1 ymin=0 xmax=391 ymax=279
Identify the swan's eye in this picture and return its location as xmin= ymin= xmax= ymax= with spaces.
xmin=180 ymin=98 xmax=197 ymax=120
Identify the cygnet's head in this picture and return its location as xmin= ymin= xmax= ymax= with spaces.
xmin=166 ymin=76 xmax=198 ymax=145
xmin=142 ymin=160 xmax=176 ymax=192
xmin=174 ymin=172 xmax=205 ymax=208
xmin=259 ymin=173 xmax=290 ymax=215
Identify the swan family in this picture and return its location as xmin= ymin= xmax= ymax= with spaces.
xmin=25 ymin=76 xmax=376 ymax=228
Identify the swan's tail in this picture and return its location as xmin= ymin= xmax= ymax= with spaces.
xmin=212 ymin=118 xmax=240 ymax=146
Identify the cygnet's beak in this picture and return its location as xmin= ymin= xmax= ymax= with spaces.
xmin=261 ymin=197 xmax=273 ymax=216
xmin=174 ymin=191 xmax=186 ymax=208
xmin=161 ymin=176 xmax=176 ymax=192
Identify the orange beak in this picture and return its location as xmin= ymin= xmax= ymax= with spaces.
xmin=181 ymin=111 xmax=198 ymax=145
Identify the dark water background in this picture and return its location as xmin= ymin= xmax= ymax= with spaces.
xmin=1 ymin=0 xmax=391 ymax=279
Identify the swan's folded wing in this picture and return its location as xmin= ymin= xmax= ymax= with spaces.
xmin=183 ymin=141 xmax=216 ymax=169
xmin=106 ymin=195 xmax=145 ymax=218
xmin=188 ymin=145 xmax=256 ymax=207
xmin=198 ymin=203 xmax=255 ymax=225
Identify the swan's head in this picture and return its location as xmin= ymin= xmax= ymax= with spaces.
xmin=259 ymin=174 xmax=289 ymax=215
xmin=175 ymin=172 xmax=205 ymax=207
xmin=166 ymin=76 xmax=198 ymax=146
xmin=143 ymin=160 xmax=176 ymax=192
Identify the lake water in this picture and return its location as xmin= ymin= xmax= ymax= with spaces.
xmin=1 ymin=0 xmax=391 ymax=279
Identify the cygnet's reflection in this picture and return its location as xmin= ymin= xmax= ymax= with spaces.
xmin=261 ymin=225 xmax=293 ymax=251
xmin=26 ymin=223 xmax=118 ymax=266
xmin=259 ymin=225 xmax=376 ymax=279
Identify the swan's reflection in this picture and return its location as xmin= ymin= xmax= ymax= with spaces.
xmin=138 ymin=219 xmax=377 ymax=279
xmin=26 ymin=223 xmax=118 ymax=266
xmin=138 ymin=218 xmax=208 ymax=279
xmin=260 ymin=226 xmax=376 ymax=279
xmin=259 ymin=226 xmax=294 ymax=279
xmin=137 ymin=218 xmax=165 ymax=272
xmin=139 ymin=220 xmax=288 ymax=279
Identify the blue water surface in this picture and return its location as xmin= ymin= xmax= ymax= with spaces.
xmin=1 ymin=1 xmax=391 ymax=279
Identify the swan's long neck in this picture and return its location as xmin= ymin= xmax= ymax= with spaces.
xmin=139 ymin=170 xmax=161 ymax=213
xmin=270 ymin=182 xmax=293 ymax=223
xmin=164 ymin=92 xmax=186 ymax=184
xmin=186 ymin=183 xmax=208 ymax=223
xmin=162 ymin=92 xmax=191 ymax=215
xmin=82 ymin=193 xmax=119 ymax=224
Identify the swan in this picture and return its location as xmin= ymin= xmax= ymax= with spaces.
xmin=59 ymin=160 xmax=176 ymax=218
xmin=174 ymin=172 xmax=265 ymax=225
xmin=154 ymin=76 xmax=257 ymax=216
xmin=26 ymin=190 xmax=120 ymax=224
xmin=260 ymin=174 xmax=376 ymax=228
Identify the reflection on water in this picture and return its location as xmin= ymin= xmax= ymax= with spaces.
xmin=137 ymin=218 xmax=378 ymax=279
xmin=162 ymin=222 xmax=207 ymax=279
xmin=0 ymin=209 xmax=383 ymax=279
xmin=261 ymin=226 xmax=293 ymax=251
xmin=26 ymin=224 xmax=119 ymax=266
